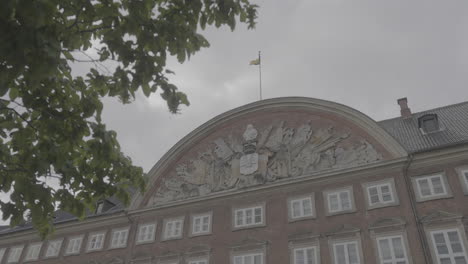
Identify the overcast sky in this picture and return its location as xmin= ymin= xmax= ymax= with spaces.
xmin=102 ymin=0 xmax=468 ymax=173
xmin=2 ymin=0 xmax=468 ymax=225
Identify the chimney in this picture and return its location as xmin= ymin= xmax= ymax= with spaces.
xmin=397 ymin=97 xmax=412 ymax=118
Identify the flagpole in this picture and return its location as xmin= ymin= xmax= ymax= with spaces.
xmin=258 ymin=51 xmax=262 ymax=100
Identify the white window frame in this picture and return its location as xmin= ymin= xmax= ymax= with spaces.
xmin=363 ymin=179 xmax=399 ymax=210
xmin=24 ymin=242 xmax=42 ymax=262
xmin=233 ymin=204 xmax=265 ymax=229
xmin=412 ymin=173 xmax=451 ymax=202
xmin=86 ymin=231 xmax=106 ymax=252
xmin=288 ymin=194 xmax=315 ymax=221
xmin=163 ymin=217 xmax=185 ymax=241
xmin=375 ymin=235 xmax=410 ymax=264
xmin=456 ymin=166 xmax=468 ymax=195
xmin=324 ymin=186 xmax=355 ymax=215
xmin=429 ymin=228 xmax=468 ymax=264
xmin=292 ymin=245 xmax=319 ymax=264
xmin=44 ymin=239 xmax=63 ymax=258
xmin=64 ymin=235 xmax=84 ymax=256
xmin=331 ymin=240 xmax=362 ymax=264
xmin=6 ymin=245 xmax=24 ymax=263
xmin=136 ymin=222 xmax=156 ymax=244
xmin=232 ymin=251 xmax=264 ymax=264
xmin=190 ymin=212 xmax=212 ymax=236
xmin=109 ymin=227 xmax=130 ymax=249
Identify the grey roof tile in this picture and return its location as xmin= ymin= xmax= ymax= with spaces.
xmin=378 ymin=101 xmax=468 ymax=153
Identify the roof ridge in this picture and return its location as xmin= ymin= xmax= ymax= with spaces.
xmin=378 ymin=100 xmax=468 ymax=123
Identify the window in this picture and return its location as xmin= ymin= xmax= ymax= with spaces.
xmin=136 ymin=223 xmax=156 ymax=244
xmin=293 ymin=246 xmax=318 ymax=264
xmin=430 ymin=229 xmax=468 ymax=264
xmin=332 ymin=241 xmax=360 ymax=264
xmin=325 ymin=187 xmax=354 ymax=214
xmin=462 ymin=170 xmax=468 ymax=186
xmin=7 ymin=246 xmax=23 ymax=263
xmin=110 ymin=228 xmax=129 ymax=249
xmin=95 ymin=201 xmax=104 ymax=214
xmin=456 ymin=167 xmax=468 ymax=195
xmin=191 ymin=213 xmax=212 ymax=236
xmin=234 ymin=205 xmax=264 ymax=228
xmin=87 ymin=232 xmax=106 ymax=251
xmin=364 ymin=179 xmax=398 ymax=209
xmin=376 ymin=235 xmax=409 ymax=264
xmin=44 ymin=239 xmax=62 ymax=258
xmin=418 ymin=114 xmax=439 ymax=133
xmin=414 ymin=174 xmax=449 ymax=201
xmin=188 ymin=259 xmax=208 ymax=264
xmin=233 ymin=252 xmax=263 ymax=264
xmin=24 ymin=243 xmax=42 ymax=261
xmin=65 ymin=236 xmax=83 ymax=255
xmin=289 ymin=195 xmax=314 ymax=220
xmin=163 ymin=218 xmax=184 ymax=240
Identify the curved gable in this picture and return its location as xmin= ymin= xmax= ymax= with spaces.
xmin=130 ymin=97 xmax=407 ymax=210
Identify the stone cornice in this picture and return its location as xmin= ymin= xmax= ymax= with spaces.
xmin=129 ymin=157 xmax=407 ymax=217
xmin=409 ymin=143 xmax=468 ymax=169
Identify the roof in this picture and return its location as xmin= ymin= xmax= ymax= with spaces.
xmin=0 ymin=196 xmax=127 ymax=235
xmin=378 ymin=101 xmax=468 ymax=153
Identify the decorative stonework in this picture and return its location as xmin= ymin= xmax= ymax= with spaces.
xmin=147 ymin=121 xmax=383 ymax=206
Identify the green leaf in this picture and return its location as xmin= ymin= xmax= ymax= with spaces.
xmin=9 ymin=88 xmax=19 ymax=100
xmin=0 ymin=0 xmax=258 ymax=237
xmin=62 ymin=51 xmax=74 ymax=60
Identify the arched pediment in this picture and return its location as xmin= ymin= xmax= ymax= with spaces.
xmin=130 ymin=97 xmax=407 ymax=210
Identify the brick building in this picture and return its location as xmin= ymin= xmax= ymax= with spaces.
xmin=1 ymin=97 xmax=468 ymax=264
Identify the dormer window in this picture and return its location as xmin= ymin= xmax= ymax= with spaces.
xmin=419 ymin=114 xmax=439 ymax=133
xmin=95 ymin=201 xmax=104 ymax=214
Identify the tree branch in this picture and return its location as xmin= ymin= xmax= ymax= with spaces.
xmin=0 ymin=102 xmax=38 ymax=131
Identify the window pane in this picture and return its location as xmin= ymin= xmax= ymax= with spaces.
xmin=303 ymin=199 xmax=312 ymax=216
xmin=434 ymin=233 xmax=449 ymax=255
xmin=292 ymin=201 xmax=301 ymax=217
xmin=455 ymin=257 xmax=467 ymax=264
xmin=370 ymin=193 xmax=380 ymax=204
xmin=431 ymin=177 xmax=445 ymax=194
xmin=348 ymin=243 xmax=359 ymax=264
xmin=236 ymin=210 xmax=243 ymax=226
xmin=448 ymin=231 xmax=463 ymax=253
xmin=246 ymin=209 xmax=253 ymax=224
xmin=295 ymin=249 xmax=305 ymax=264
xmin=340 ymin=192 xmax=351 ymax=210
xmin=254 ymin=208 xmax=262 ymax=223
xmin=307 ymin=248 xmax=315 ymax=264
xmin=379 ymin=239 xmax=392 ymax=260
xmin=335 ymin=245 xmax=346 ymax=264
xmin=392 ymin=237 xmax=405 ymax=259
xmin=254 ymin=254 xmax=262 ymax=264
xmin=381 ymin=185 xmax=393 ymax=202
xmin=418 ymin=179 xmax=431 ymax=196
xmin=329 ymin=194 xmax=339 ymax=211
xmin=245 ymin=255 xmax=253 ymax=264
xmin=440 ymin=258 xmax=452 ymax=264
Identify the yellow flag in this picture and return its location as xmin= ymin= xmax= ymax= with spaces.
xmin=249 ymin=58 xmax=260 ymax=65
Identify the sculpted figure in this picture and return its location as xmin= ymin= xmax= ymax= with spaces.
xmin=148 ymin=120 xmax=383 ymax=207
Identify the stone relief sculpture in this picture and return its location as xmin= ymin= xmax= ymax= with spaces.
xmin=148 ymin=121 xmax=383 ymax=206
